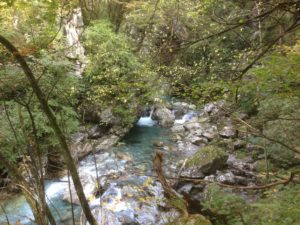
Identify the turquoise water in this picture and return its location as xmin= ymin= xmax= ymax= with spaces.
xmin=0 ymin=124 xmax=171 ymax=225
xmin=117 ymin=125 xmax=171 ymax=170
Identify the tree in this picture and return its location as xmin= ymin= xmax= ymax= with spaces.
xmin=0 ymin=35 xmax=97 ymax=225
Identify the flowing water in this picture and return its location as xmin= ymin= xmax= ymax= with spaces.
xmin=0 ymin=117 xmax=172 ymax=225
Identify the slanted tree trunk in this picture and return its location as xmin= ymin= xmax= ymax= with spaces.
xmin=0 ymin=35 xmax=97 ymax=225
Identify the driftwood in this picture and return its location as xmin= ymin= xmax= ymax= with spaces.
xmin=153 ymin=152 xmax=188 ymax=217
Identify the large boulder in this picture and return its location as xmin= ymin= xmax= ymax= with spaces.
xmin=155 ymin=107 xmax=175 ymax=127
xmin=181 ymin=146 xmax=229 ymax=178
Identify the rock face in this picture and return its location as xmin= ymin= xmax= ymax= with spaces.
xmin=181 ymin=146 xmax=229 ymax=178
xmin=155 ymin=107 xmax=175 ymax=127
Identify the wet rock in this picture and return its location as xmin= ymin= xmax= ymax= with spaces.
xmin=181 ymin=146 xmax=229 ymax=177
xmin=153 ymin=141 xmax=164 ymax=147
xmin=155 ymin=107 xmax=175 ymax=127
xmin=219 ymin=126 xmax=237 ymax=138
xmin=116 ymin=152 xmax=133 ymax=162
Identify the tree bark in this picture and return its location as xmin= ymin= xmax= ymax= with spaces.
xmin=0 ymin=35 xmax=97 ymax=225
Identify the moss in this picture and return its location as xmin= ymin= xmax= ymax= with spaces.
xmin=255 ymin=159 xmax=274 ymax=173
xmin=175 ymin=214 xmax=212 ymax=225
xmin=187 ymin=145 xmax=228 ymax=167
xmin=167 ymin=197 xmax=188 ymax=213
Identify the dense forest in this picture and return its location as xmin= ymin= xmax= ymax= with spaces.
xmin=0 ymin=0 xmax=300 ymax=225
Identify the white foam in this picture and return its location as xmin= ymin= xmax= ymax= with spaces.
xmin=137 ymin=117 xmax=157 ymax=127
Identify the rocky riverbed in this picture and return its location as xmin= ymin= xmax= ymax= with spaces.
xmin=1 ymin=100 xmax=264 ymax=225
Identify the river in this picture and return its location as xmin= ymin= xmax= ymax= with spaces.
xmin=0 ymin=117 xmax=174 ymax=225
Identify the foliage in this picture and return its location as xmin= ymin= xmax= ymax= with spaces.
xmin=83 ymin=20 xmax=155 ymax=126
xmin=239 ymin=42 xmax=300 ymax=168
xmin=202 ymin=184 xmax=246 ymax=224
xmin=0 ymin=51 xmax=80 ymax=160
xmin=202 ymin=183 xmax=300 ymax=225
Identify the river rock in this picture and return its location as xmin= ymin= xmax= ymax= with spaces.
xmin=227 ymin=155 xmax=256 ymax=178
xmin=153 ymin=140 xmax=165 ymax=147
xmin=202 ymin=126 xmax=218 ymax=141
xmin=216 ymin=171 xmax=235 ymax=184
xmin=186 ymin=134 xmax=208 ymax=146
xmin=155 ymin=107 xmax=175 ymax=127
xmin=181 ymin=146 xmax=229 ymax=177
xmin=81 ymin=176 xmax=165 ymax=225
xmin=172 ymin=102 xmax=190 ymax=117
xmin=63 ymin=171 xmax=96 ymax=204
xmin=177 ymin=141 xmax=198 ymax=157
xmin=219 ymin=126 xmax=237 ymax=138
xmin=184 ymin=122 xmax=202 ymax=131
xmin=203 ymin=100 xmax=226 ymax=116
xmin=171 ymin=124 xmax=185 ymax=133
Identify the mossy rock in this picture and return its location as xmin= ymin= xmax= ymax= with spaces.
xmin=174 ymin=214 xmax=212 ymax=225
xmin=185 ymin=145 xmax=229 ymax=175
